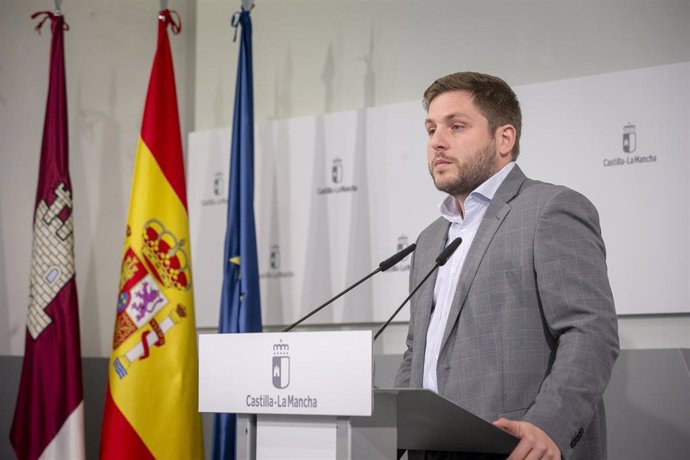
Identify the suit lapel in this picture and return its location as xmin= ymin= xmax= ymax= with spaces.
xmin=439 ymin=165 xmax=528 ymax=353
xmin=414 ymin=218 xmax=449 ymax=347
xmin=409 ymin=218 xmax=448 ymax=386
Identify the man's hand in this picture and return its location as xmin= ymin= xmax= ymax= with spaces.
xmin=493 ymin=418 xmax=561 ymax=460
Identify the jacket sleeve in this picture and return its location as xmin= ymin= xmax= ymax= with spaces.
xmin=522 ymin=187 xmax=620 ymax=457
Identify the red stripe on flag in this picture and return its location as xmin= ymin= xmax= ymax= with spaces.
xmin=99 ymin=385 xmax=155 ymax=460
xmin=140 ymin=16 xmax=187 ymax=209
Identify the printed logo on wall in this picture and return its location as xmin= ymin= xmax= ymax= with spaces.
xmin=260 ymin=243 xmax=294 ymax=279
xmin=201 ymin=170 xmax=228 ymax=206
xmin=317 ymin=157 xmax=358 ymax=195
xmin=270 ymin=244 xmax=280 ymax=270
xmin=272 ymin=340 xmax=290 ymax=389
xmin=213 ymin=171 xmax=224 ymax=196
xmin=387 ymin=235 xmax=412 ymax=272
xmin=602 ymin=122 xmax=657 ymax=167
xmin=623 ymin=123 xmax=637 ymax=153
xmin=332 ymin=158 xmax=343 ymax=184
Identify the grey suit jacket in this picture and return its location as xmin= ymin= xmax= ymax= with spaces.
xmin=395 ymin=165 xmax=619 ymax=460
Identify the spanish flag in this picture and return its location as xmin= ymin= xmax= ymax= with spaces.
xmin=99 ymin=10 xmax=204 ymax=459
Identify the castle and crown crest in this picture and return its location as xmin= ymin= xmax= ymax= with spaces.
xmin=141 ymin=219 xmax=191 ymax=291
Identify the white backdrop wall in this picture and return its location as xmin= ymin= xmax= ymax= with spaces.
xmin=1 ymin=0 xmax=690 ymax=358
xmin=188 ymin=62 xmax=690 ymax=329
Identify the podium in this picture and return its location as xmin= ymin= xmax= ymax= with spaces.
xmin=199 ymin=331 xmax=517 ymax=459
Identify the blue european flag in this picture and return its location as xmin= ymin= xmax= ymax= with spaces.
xmin=212 ymin=7 xmax=262 ymax=460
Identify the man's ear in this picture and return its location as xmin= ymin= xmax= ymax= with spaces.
xmin=496 ymin=124 xmax=516 ymax=159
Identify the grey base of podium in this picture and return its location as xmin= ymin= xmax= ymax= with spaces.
xmin=236 ymin=388 xmax=517 ymax=460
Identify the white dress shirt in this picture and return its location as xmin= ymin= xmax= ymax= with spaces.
xmin=423 ymin=162 xmax=516 ymax=392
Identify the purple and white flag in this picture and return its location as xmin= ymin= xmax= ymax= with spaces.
xmin=10 ymin=11 xmax=85 ymax=460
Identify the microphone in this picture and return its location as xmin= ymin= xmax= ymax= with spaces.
xmin=373 ymin=237 xmax=462 ymax=340
xmin=282 ymin=243 xmax=417 ymax=332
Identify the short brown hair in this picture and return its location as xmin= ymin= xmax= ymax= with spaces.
xmin=423 ymin=72 xmax=522 ymax=159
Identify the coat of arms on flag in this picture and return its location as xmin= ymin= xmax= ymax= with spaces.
xmin=112 ymin=220 xmax=192 ymax=378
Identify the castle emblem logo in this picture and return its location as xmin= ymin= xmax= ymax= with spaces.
xmin=27 ymin=182 xmax=75 ymax=339
xmin=270 ymin=244 xmax=280 ymax=270
xmin=202 ymin=171 xmax=228 ymax=206
xmin=603 ymin=122 xmax=656 ymax=167
xmin=213 ymin=171 xmax=224 ymax=196
xmin=623 ymin=123 xmax=637 ymax=153
xmin=317 ymin=157 xmax=357 ymax=195
xmin=260 ymin=244 xmax=294 ymax=279
xmin=332 ymin=158 xmax=343 ymax=184
xmin=272 ymin=339 xmax=290 ymax=389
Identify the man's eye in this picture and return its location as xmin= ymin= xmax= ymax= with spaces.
xmin=451 ymin=124 xmax=464 ymax=131
xmin=426 ymin=128 xmax=436 ymax=136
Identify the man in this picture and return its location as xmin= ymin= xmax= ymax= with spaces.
xmin=395 ymin=72 xmax=619 ymax=460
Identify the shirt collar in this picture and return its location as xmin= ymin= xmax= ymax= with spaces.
xmin=439 ymin=161 xmax=516 ymax=221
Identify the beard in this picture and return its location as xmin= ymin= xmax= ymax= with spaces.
xmin=429 ymin=141 xmax=498 ymax=197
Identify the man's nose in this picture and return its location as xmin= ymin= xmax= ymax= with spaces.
xmin=430 ymin=128 xmax=449 ymax=151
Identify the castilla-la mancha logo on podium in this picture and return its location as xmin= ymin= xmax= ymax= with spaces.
xmin=272 ymin=340 xmax=290 ymax=389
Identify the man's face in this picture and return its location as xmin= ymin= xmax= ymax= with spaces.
xmin=425 ymin=90 xmax=500 ymax=199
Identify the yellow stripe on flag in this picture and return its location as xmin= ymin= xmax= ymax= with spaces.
xmin=109 ymin=138 xmax=202 ymax=459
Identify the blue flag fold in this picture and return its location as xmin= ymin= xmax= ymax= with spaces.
xmin=212 ymin=8 xmax=262 ymax=460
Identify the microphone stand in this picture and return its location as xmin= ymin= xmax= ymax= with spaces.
xmin=373 ymin=266 xmax=436 ymax=340
xmin=282 ymin=268 xmax=382 ymax=332
xmin=373 ymin=237 xmax=462 ymax=341
xmin=282 ymin=243 xmax=417 ymax=332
